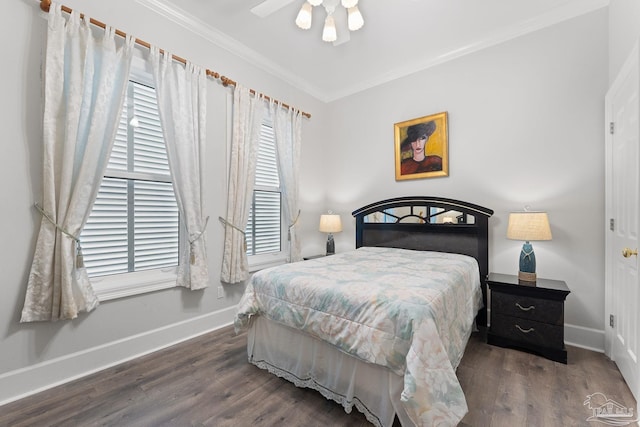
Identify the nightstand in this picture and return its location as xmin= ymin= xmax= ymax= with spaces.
xmin=487 ymin=272 xmax=571 ymax=364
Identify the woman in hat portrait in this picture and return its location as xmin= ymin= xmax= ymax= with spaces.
xmin=400 ymin=121 xmax=442 ymax=175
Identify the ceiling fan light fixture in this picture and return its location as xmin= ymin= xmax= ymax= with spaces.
xmin=294 ymin=0 xmax=362 ymax=43
xmin=295 ymin=2 xmax=313 ymax=29
xmin=322 ymin=13 xmax=337 ymax=42
xmin=347 ymin=6 xmax=364 ymax=31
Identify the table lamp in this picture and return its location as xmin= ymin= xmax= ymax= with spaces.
xmin=319 ymin=213 xmax=342 ymax=255
xmin=507 ymin=211 xmax=552 ymax=282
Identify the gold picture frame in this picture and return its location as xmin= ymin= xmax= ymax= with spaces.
xmin=394 ymin=111 xmax=449 ymax=181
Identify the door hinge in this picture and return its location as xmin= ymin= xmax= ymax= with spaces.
xmin=610 ymin=314 xmax=615 ymax=328
xmin=610 ymin=122 xmax=615 ymax=134
xmin=610 ymin=218 xmax=615 ymax=231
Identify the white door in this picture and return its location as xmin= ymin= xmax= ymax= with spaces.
xmin=605 ymin=42 xmax=640 ymax=402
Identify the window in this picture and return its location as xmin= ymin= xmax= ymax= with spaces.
xmin=80 ymin=78 xmax=180 ymax=299
xmin=245 ymin=121 xmax=286 ymax=268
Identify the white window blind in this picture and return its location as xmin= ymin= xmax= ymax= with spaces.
xmin=246 ymin=123 xmax=282 ymax=256
xmin=81 ymin=81 xmax=179 ymax=277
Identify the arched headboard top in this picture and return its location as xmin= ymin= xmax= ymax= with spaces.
xmin=352 ymin=196 xmax=494 ymax=220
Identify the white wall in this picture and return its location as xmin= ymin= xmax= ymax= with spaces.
xmin=0 ymin=0 xmax=327 ymax=404
xmin=609 ymin=0 xmax=640 ymax=83
xmin=316 ymin=9 xmax=609 ymax=350
xmin=0 ymin=0 xmax=612 ymax=405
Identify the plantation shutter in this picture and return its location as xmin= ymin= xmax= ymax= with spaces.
xmin=246 ymin=123 xmax=281 ymax=255
xmin=81 ymin=81 xmax=179 ymax=277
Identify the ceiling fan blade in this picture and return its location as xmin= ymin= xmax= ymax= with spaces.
xmin=250 ymin=0 xmax=298 ymax=18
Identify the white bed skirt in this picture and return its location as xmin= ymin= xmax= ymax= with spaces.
xmin=247 ymin=316 xmax=416 ymax=427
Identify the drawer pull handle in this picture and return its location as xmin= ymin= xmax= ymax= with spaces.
xmin=515 ymin=324 xmax=535 ymax=334
xmin=515 ymin=302 xmax=535 ymax=311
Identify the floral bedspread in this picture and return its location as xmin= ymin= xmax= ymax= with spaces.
xmin=234 ymin=247 xmax=482 ymax=426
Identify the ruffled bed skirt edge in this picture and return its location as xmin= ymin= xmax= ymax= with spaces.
xmin=247 ymin=316 xmax=415 ymax=427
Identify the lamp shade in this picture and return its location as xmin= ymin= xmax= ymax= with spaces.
xmin=347 ymin=6 xmax=364 ymax=31
xmin=322 ymin=13 xmax=337 ymax=42
xmin=295 ymin=2 xmax=313 ymax=29
xmin=507 ymin=212 xmax=552 ymax=241
xmin=319 ymin=214 xmax=342 ymax=233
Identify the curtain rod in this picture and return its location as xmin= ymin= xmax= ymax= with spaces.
xmin=38 ymin=0 xmax=311 ymax=119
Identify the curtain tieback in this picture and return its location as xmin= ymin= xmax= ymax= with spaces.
xmin=188 ymin=216 xmax=210 ymax=265
xmin=288 ymin=209 xmax=301 ymax=241
xmin=34 ymin=202 xmax=84 ymax=268
xmin=218 ymin=217 xmax=246 ymax=235
xmin=218 ymin=216 xmax=247 ymax=252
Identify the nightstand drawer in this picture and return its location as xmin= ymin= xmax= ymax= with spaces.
xmin=491 ymin=291 xmax=563 ymax=325
xmin=491 ymin=313 xmax=564 ymax=349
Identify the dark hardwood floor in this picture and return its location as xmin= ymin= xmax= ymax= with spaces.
xmin=0 ymin=326 xmax=636 ymax=427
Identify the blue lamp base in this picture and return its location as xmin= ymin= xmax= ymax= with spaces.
xmin=326 ymin=233 xmax=335 ymax=255
xmin=518 ymin=241 xmax=537 ymax=282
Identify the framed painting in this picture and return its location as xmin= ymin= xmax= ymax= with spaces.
xmin=394 ymin=111 xmax=449 ymax=181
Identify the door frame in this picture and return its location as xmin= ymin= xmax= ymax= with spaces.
xmin=604 ymin=40 xmax=639 ymax=359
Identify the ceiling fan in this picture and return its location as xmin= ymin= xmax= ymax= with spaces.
xmin=250 ymin=0 xmax=362 ymax=46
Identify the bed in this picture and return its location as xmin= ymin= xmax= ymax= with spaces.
xmin=234 ymin=197 xmax=493 ymax=427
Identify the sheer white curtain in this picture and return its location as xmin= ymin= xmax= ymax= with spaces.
xmin=221 ymin=86 xmax=266 ymax=283
xmin=271 ymin=101 xmax=303 ymax=262
xmin=150 ymin=47 xmax=209 ymax=290
xmin=22 ymin=4 xmax=134 ymax=321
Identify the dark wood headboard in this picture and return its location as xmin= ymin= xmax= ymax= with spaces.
xmin=352 ymin=196 xmax=494 ymax=327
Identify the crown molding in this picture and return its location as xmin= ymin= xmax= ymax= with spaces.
xmin=322 ymin=0 xmax=610 ymax=102
xmin=134 ymin=0 xmax=327 ymax=100
xmin=136 ymin=0 xmax=609 ymax=104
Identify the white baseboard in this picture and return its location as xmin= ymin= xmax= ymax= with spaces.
xmin=0 ymin=306 xmax=237 ymax=407
xmin=565 ymin=323 xmax=605 ymax=353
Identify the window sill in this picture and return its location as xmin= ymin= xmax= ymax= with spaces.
xmin=248 ymin=252 xmax=288 ymax=273
xmin=91 ymin=267 xmax=178 ymax=301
